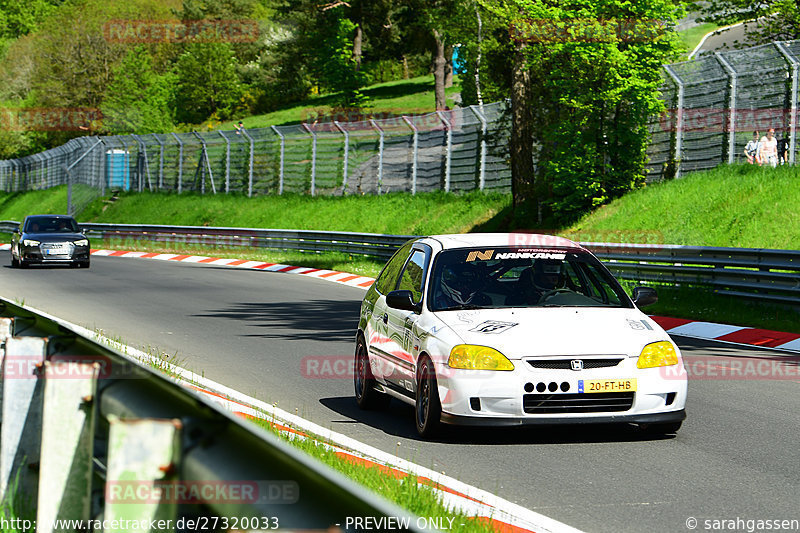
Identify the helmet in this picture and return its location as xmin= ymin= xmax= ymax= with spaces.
xmin=532 ymin=260 xmax=564 ymax=291
xmin=440 ymin=262 xmax=482 ymax=305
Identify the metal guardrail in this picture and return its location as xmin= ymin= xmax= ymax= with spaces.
xmin=0 ymin=296 xmax=423 ymax=532
xmin=2 ymin=220 xmax=799 ymax=304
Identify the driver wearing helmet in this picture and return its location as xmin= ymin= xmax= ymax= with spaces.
xmin=435 ymin=262 xmax=490 ymax=309
xmin=506 ymin=260 xmax=566 ymax=306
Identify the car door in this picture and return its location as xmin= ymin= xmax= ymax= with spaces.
xmin=382 ymin=246 xmax=431 ymax=396
xmin=365 ymin=243 xmax=414 ymax=384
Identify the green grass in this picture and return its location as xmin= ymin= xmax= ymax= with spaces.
xmin=215 ymin=75 xmax=463 ymax=131
xmin=252 ymin=416 xmax=499 ymax=532
xmin=565 ymin=164 xmax=800 ymax=249
xmin=678 ymin=22 xmax=720 ymax=59
xmin=78 ymin=189 xmax=507 ymax=235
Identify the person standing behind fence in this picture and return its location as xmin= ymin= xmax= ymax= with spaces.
xmin=776 ymin=132 xmax=789 ymax=165
xmin=744 ymin=131 xmax=760 ymax=164
xmin=759 ymin=129 xmax=778 ymax=168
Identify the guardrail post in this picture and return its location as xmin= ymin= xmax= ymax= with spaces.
xmin=469 ymin=105 xmax=488 ymax=190
xmin=240 ymin=128 xmax=255 ymax=197
xmin=664 ymin=65 xmax=684 ymax=178
xmin=401 ymin=116 xmax=418 ymax=194
xmin=368 ymin=120 xmax=385 ymax=195
xmin=334 ymin=121 xmax=349 ymax=192
xmin=715 ymin=52 xmax=737 ymax=164
xmin=37 ymin=361 xmax=99 ymax=531
xmin=776 ymin=41 xmax=798 ymax=165
xmin=302 ymin=123 xmax=317 ymax=196
xmin=0 ymin=336 xmax=47 ymax=503
xmin=218 ymin=131 xmax=231 ymax=194
xmin=436 ymin=111 xmax=452 ymax=192
xmin=104 ymin=417 xmax=182 ymax=531
xmin=170 ymin=133 xmax=184 ymax=194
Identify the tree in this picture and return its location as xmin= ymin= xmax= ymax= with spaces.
xmin=101 ymin=46 xmax=176 ymax=134
xmin=175 ymin=40 xmax=244 ymax=123
xmin=477 ymin=0 xmax=683 ymax=224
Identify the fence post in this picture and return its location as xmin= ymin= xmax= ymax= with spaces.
xmin=302 ymin=123 xmax=317 ymax=196
xmin=776 ymin=41 xmax=798 ymax=165
xmin=436 ymin=111 xmax=452 ymax=192
xmin=132 ymin=134 xmax=153 ymax=191
xmin=369 ymin=119 xmax=384 ymax=195
xmin=469 ymin=105 xmax=488 ymax=190
xmin=271 ymin=126 xmax=285 ymax=194
xmin=240 ymin=128 xmax=255 ymax=197
xmin=333 ymin=121 xmax=350 ymax=193
xmin=664 ymin=65 xmax=684 ymax=178
xmin=715 ymin=52 xmax=737 ymax=164
xmin=171 ymin=133 xmax=183 ymax=194
xmin=152 ymin=134 xmax=164 ymax=191
xmin=191 ymin=132 xmax=217 ymax=194
xmin=218 ymin=131 xmax=231 ymax=193
xmin=401 ymin=116 xmax=418 ymax=194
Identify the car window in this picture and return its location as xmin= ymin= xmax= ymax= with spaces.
xmin=374 ymin=242 xmax=414 ymax=294
xmin=427 ymin=247 xmax=631 ymax=311
xmin=396 ymin=249 xmax=427 ymax=304
xmin=25 ymin=217 xmax=78 ymax=233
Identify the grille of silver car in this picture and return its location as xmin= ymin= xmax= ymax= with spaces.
xmin=523 ymin=392 xmax=634 ymax=413
xmin=526 ymin=358 xmax=623 ymax=370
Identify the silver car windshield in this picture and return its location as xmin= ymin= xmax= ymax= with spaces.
xmin=428 ymin=247 xmax=632 ymax=311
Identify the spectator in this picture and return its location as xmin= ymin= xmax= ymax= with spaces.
xmin=743 ymin=131 xmax=759 ymax=164
xmin=758 ymin=128 xmax=778 ymax=168
xmin=776 ymin=132 xmax=789 ymax=165
xmin=235 ymin=121 xmax=244 ymax=135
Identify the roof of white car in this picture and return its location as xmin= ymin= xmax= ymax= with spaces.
xmin=428 ymin=233 xmax=584 ymax=250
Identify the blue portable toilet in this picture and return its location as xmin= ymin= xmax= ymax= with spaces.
xmin=105 ymin=149 xmax=130 ymax=190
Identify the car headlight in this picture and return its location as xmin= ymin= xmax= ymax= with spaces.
xmin=637 ymin=341 xmax=679 ymax=368
xmin=23 ymin=239 xmax=40 ymax=246
xmin=73 ymin=239 xmax=89 ymax=246
xmin=448 ymin=345 xmax=515 ymax=371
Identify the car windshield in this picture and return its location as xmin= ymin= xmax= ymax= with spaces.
xmin=25 ymin=217 xmax=79 ymax=233
xmin=428 ymin=247 xmax=632 ymax=311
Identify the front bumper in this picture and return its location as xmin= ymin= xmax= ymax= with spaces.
xmin=435 ymin=355 xmax=688 ymax=424
xmin=441 ymin=409 xmax=686 ymax=427
xmin=20 ymin=245 xmax=90 ymax=263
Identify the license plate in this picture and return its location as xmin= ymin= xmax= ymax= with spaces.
xmin=579 ymin=378 xmax=636 ymax=393
xmin=45 ymin=249 xmax=68 ymax=256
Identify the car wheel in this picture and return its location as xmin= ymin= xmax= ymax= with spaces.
xmin=640 ymin=421 xmax=682 ymax=435
xmin=354 ymin=336 xmax=389 ymax=410
xmin=10 ymin=253 xmax=18 ymax=268
xmin=415 ymin=357 xmax=441 ymax=438
xmin=18 ymin=259 xmax=28 ymax=269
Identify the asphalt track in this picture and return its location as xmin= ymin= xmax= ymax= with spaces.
xmin=1 ymin=254 xmax=798 ymax=533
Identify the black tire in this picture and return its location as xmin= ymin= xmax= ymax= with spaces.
xmin=415 ymin=357 xmax=441 ymax=438
xmin=18 ymin=259 xmax=28 ymax=269
xmin=640 ymin=421 xmax=682 ymax=435
xmin=10 ymin=253 xmax=18 ymax=268
xmin=354 ymin=336 xmax=390 ymax=410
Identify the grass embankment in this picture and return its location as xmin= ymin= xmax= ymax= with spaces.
xmin=216 ymin=75 xmax=462 ymax=131
xmin=678 ymin=22 xmax=720 ymax=59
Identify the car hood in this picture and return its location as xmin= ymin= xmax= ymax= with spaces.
xmin=23 ymin=232 xmax=86 ymax=242
xmin=431 ymin=307 xmax=669 ymax=358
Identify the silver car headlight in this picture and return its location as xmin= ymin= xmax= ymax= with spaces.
xmin=73 ymin=239 xmax=89 ymax=247
xmin=23 ymin=239 xmax=41 ymax=246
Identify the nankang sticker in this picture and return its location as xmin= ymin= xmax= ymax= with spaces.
xmin=493 ymin=252 xmax=566 ymax=260
xmin=469 ymin=320 xmax=518 ymax=334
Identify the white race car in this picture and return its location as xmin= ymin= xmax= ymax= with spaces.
xmin=354 ymin=233 xmax=687 ymax=438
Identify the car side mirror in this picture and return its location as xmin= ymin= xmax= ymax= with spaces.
xmin=632 ymin=286 xmax=657 ymax=307
xmin=386 ymin=290 xmax=420 ymax=313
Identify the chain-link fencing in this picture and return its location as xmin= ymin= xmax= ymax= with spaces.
xmin=648 ymin=40 xmax=799 ymax=179
xmin=0 ymin=102 xmax=512 ymax=215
